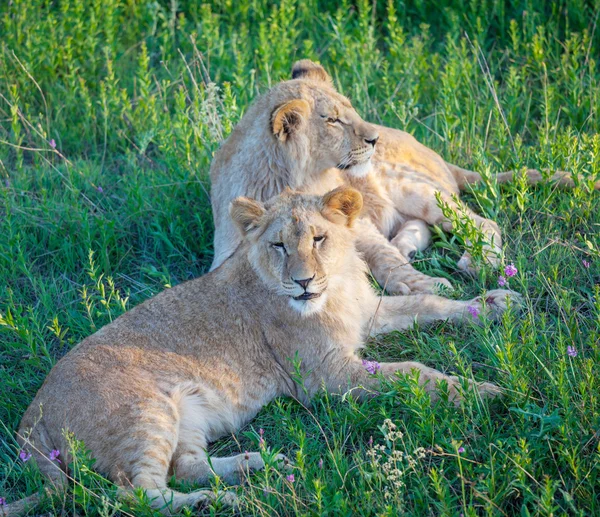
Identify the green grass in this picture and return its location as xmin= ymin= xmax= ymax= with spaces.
xmin=1 ymin=0 xmax=600 ymax=515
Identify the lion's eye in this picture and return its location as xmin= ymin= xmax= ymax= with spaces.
xmin=271 ymin=242 xmax=286 ymax=251
xmin=313 ymin=235 xmax=326 ymax=245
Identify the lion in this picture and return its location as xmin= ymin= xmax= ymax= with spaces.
xmin=210 ymin=59 xmax=597 ymax=293
xmin=5 ymin=188 xmax=518 ymax=516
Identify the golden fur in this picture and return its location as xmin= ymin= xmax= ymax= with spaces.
xmin=7 ymin=188 xmax=518 ymax=516
xmin=209 ymin=63 xmax=451 ymax=294
xmin=211 ymin=59 xmax=597 ymax=292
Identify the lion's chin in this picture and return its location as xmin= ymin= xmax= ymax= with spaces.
xmin=289 ymin=293 xmax=328 ymax=317
xmin=345 ymin=160 xmax=373 ymax=178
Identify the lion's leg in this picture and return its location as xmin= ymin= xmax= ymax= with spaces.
xmin=171 ymin=391 xmax=287 ymax=486
xmin=445 ymin=161 xmax=483 ymax=190
xmin=446 ymin=162 xmax=600 ymax=191
xmin=174 ymin=449 xmax=288 ymax=486
xmin=354 ymin=218 xmax=452 ymax=294
xmin=114 ymin=401 xmax=236 ymax=513
xmin=390 ymin=183 xmax=502 ymax=273
xmin=325 ymin=357 xmax=500 ymax=404
xmin=368 ymin=289 xmax=522 ymax=335
xmin=389 ymin=219 xmax=432 ymax=261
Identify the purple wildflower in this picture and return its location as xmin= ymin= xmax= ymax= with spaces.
xmin=567 ymin=346 xmax=578 ymax=358
xmin=362 ymin=359 xmax=381 ymax=375
xmin=259 ymin=428 xmax=265 ymax=447
xmin=457 ymin=446 xmax=465 ymax=454
xmin=286 ymin=474 xmax=295 ymax=483
xmin=504 ymin=263 xmax=518 ymax=277
xmin=318 ymin=458 xmax=323 ymax=469
xmin=498 ymin=275 xmax=507 ymax=287
xmin=49 ymin=139 xmax=56 ymax=149
xmin=583 ymin=259 xmax=590 ymax=269
xmin=368 ymin=435 xmax=373 ymax=447
xmin=49 ymin=449 xmax=61 ymax=463
xmin=97 ymin=186 xmax=103 ymax=193
xmin=19 ymin=450 xmax=31 ymax=462
xmin=0 ymin=497 xmax=5 ymax=506
xmin=467 ymin=305 xmax=480 ymax=320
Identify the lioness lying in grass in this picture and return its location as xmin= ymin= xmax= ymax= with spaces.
xmin=210 ymin=59 xmax=595 ymax=293
xmin=7 ymin=188 xmax=518 ymax=516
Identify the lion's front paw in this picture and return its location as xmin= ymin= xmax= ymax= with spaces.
xmin=470 ymin=289 xmax=522 ymax=321
xmin=381 ymin=277 xmax=411 ymax=295
xmin=406 ymin=275 xmax=453 ymax=294
xmin=437 ymin=377 xmax=503 ymax=406
xmin=457 ymin=248 xmax=502 ymax=274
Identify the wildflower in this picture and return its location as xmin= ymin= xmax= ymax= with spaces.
xmin=498 ymin=275 xmax=507 ymax=287
xmin=49 ymin=139 xmax=56 ymax=149
xmin=244 ymin=450 xmax=250 ymax=460
xmin=368 ymin=435 xmax=373 ymax=447
xmin=362 ymin=359 xmax=381 ymax=375
xmin=457 ymin=446 xmax=465 ymax=454
xmin=0 ymin=497 xmax=5 ymax=506
xmin=259 ymin=428 xmax=265 ymax=447
xmin=318 ymin=458 xmax=323 ymax=469
xmin=583 ymin=259 xmax=590 ymax=269
xmin=97 ymin=186 xmax=103 ymax=193
xmin=19 ymin=450 xmax=31 ymax=462
xmin=504 ymin=263 xmax=518 ymax=277
xmin=49 ymin=449 xmax=61 ymax=463
xmin=467 ymin=305 xmax=480 ymax=320
xmin=286 ymin=474 xmax=295 ymax=483
xmin=567 ymin=346 xmax=578 ymax=358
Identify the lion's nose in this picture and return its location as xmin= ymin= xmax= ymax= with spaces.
xmin=293 ymin=276 xmax=314 ymax=290
xmin=365 ymin=135 xmax=379 ymax=147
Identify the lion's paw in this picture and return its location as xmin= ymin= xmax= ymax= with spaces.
xmin=472 ymin=289 xmax=522 ymax=321
xmin=406 ymin=276 xmax=454 ymax=294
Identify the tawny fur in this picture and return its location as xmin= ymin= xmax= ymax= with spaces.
xmin=7 ymin=188 xmax=518 ymax=516
xmin=210 ymin=59 xmax=598 ymax=292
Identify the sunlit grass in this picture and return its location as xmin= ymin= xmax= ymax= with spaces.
xmin=1 ymin=0 xmax=599 ymax=515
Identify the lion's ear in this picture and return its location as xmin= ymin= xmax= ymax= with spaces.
xmin=230 ymin=197 xmax=266 ymax=236
xmin=291 ymin=59 xmax=333 ymax=86
xmin=321 ymin=187 xmax=363 ymax=227
xmin=271 ymin=99 xmax=311 ymax=142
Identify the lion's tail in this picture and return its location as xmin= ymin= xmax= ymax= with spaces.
xmin=2 ymin=425 xmax=68 ymax=516
xmin=447 ymin=162 xmax=600 ymax=191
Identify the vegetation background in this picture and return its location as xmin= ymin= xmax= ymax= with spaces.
xmin=1 ymin=0 xmax=600 ymax=515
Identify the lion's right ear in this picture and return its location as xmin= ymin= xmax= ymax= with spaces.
xmin=230 ymin=197 xmax=266 ymax=236
xmin=321 ymin=187 xmax=363 ymax=227
xmin=271 ymin=99 xmax=311 ymax=142
xmin=291 ymin=59 xmax=333 ymax=86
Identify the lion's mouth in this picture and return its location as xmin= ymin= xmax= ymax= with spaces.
xmin=293 ymin=292 xmax=322 ymax=301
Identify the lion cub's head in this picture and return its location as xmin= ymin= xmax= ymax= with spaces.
xmin=266 ymin=60 xmax=379 ymax=178
xmin=230 ymin=187 xmax=363 ymax=316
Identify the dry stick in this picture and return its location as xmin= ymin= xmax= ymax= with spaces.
xmin=464 ymin=32 xmax=516 ymax=155
xmin=10 ymin=51 xmax=51 ymax=141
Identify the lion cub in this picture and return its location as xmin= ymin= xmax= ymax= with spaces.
xmin=12 ymin=188 xmax=517 ymax=515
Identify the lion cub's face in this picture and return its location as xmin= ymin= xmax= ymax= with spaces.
xmin=271 ymin=62 xmax=380 ymax=178
xmin=230 ymin=187 xmax=363 ymax=316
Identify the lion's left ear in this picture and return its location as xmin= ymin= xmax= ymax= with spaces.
xmin=321 ymin=187 xmax=363 ymax=227
xmin=271 ymin=99 xmax=311 ymax=142
xmin=230 ymin=197 xmax=266 ymax=236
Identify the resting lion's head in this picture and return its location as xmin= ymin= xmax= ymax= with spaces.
xmin=230 ymin=187 xmax=363 ymax=316
xmin=262 ymin=60 xmax=379 ymax=178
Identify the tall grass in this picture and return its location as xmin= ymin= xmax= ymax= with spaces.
xmin=1 ymin=0 xmax=599 ymax=515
